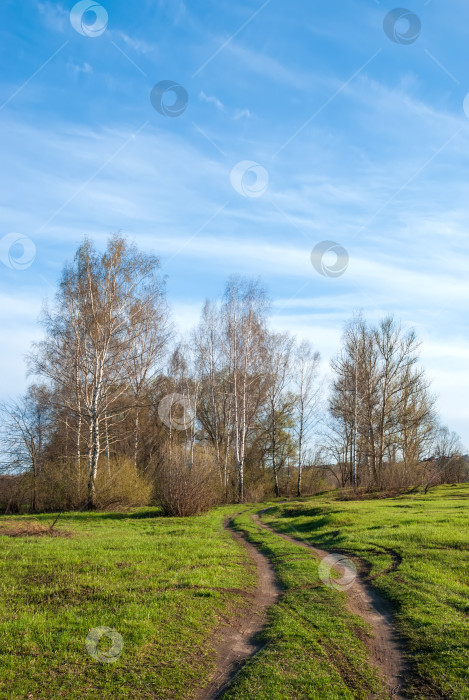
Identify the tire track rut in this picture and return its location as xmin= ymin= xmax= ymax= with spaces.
xmin=198 ymin=511 xmax=409 ymax=699
xmin=195 ymin=516 xmax=280 ymax=700
xmin=253 ymin=512 xmax=409 ymax=699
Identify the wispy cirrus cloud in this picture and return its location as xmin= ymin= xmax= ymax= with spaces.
xmin=199 ymin=91 xmax=225 ymax=111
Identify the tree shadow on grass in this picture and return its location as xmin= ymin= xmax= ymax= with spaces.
xmin=35 ymin=508 xmax=164 ymax=525
xmin=90 ymin=508 xmax=163 ymax=520
xmin=264 ymin=506 xmax=342 ymax=548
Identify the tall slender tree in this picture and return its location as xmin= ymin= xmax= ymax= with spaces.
xmin=222 ymin=277 xmax=269 ymax=502
xmin=293 ymin=340 xmax=321 ymax=496
xmin=30 ymin=236 xmax=168 ymax=507
xmin=265 ymin=332 xmax=295 ymax=497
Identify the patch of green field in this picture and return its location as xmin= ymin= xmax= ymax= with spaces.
xmin=0 ymin=507 xmax=253 ymax=699
xmin=224 ymin=509 xmax=387 ymax=700
xmin=2 ymin=486 xmax=467 ymax=699
xmin=260 ymin=484 xmax=469 ymax=699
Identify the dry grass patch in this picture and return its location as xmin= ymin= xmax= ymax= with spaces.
xmin=0 ymin=520 xmax=72 ymax=538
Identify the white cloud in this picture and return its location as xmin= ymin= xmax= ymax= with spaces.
xmin=224 ymin=42 xmax=320 ymax=91
xmin=37 ymin=1 xmax=69 ymax=33
xmin=233 ymin=108 xmax=252 ymax=120
xmin=199 ymin=91 xmax=225 ymax=111
xmin=114 ymin=32 xmax=157 ymax=55
xmin=66 ymin=62 xmax=93 ymax=78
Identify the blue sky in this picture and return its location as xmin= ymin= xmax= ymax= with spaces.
xmin=1 ymin=0 xmax=469 ymax=444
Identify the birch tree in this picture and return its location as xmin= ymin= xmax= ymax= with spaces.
xmin=222 ymin=277 xmax=268 ymax=502
xmin=193 ymin=301 xmax=225 ymax=482
xmin=30 ymin=236 xmax=167 ymax=507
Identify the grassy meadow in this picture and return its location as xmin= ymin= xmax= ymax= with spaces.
xmin=0 ymin=485 xmax=468 ymax=699
xmin=0 ymin=507 xmax=255 ymax=699
xmin=261 ymin=484 xmax=469 ymax=699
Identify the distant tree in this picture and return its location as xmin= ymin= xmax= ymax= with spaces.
xmin=263 ymin=332 xmax=295 ymax=497
xmin=0 ymin=385 xmax=52 ymax=511
xmin=330 ymin=314 xmax=436 ymax=490
xmin=126 ymin=292 xmax=170 ymax=467
xmin=293 ymin=340 xmax=321 ymax=497
xmin=423 ymin=426 xmax=464 ymax=493
xmin=193 ymin=301 xmax=226 ymax=485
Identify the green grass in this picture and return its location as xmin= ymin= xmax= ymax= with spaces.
xmin=223 ymin=509 xmax=386 ymax=700
xmin=260 ymin=484 xmax=469 ymax=699
xmin=1 ymin=486 xmax=468 ymax=699
xmin=0 ymin=506 xmax=254 ymax=699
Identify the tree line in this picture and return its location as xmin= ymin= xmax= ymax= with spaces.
xmin=0 ymin=236 xmax=466 ymax=514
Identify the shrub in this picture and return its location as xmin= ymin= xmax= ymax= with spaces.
xmin=94 ymin=457 xmax=153 ymax=509
xmin=154 ymin=447 xmax=221 ymax=516
xmin=15 ymin=457 xmax=153 ymax=512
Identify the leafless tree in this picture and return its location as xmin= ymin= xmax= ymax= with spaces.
xmin=330 ymin=315 xmax=436 ymax=490
xmin=293 ymin=340 xmax=321 ymax=496
xmin=193 ymin=301 xmax=227 ymax=484
xmin=423 ymin=426 xmax=464 ymax=493
xmin=222 ymin=277 xmax=269 ymax=502
xmin=29 ymin=236 xmax=167 ymax=508
xmin=0 ymin=385 xmax=52 ymax=511
xmin=265 ymin=332 xmax=295 ymax=497
xmin=126 ymin=291 xmax=170 ymax=467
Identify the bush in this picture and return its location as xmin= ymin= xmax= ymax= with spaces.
xmin=35 ymin=460 xmax=86 ymax=511
xmin=94 ymin=457 xmax=153 ymax=509
xmin=15 ymin=457 xmax=153 ymax=512
xmin=0 ymin=474 xmax=30 ymax=513
xmin=154 ymin=447 xmax=221 ymax=516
